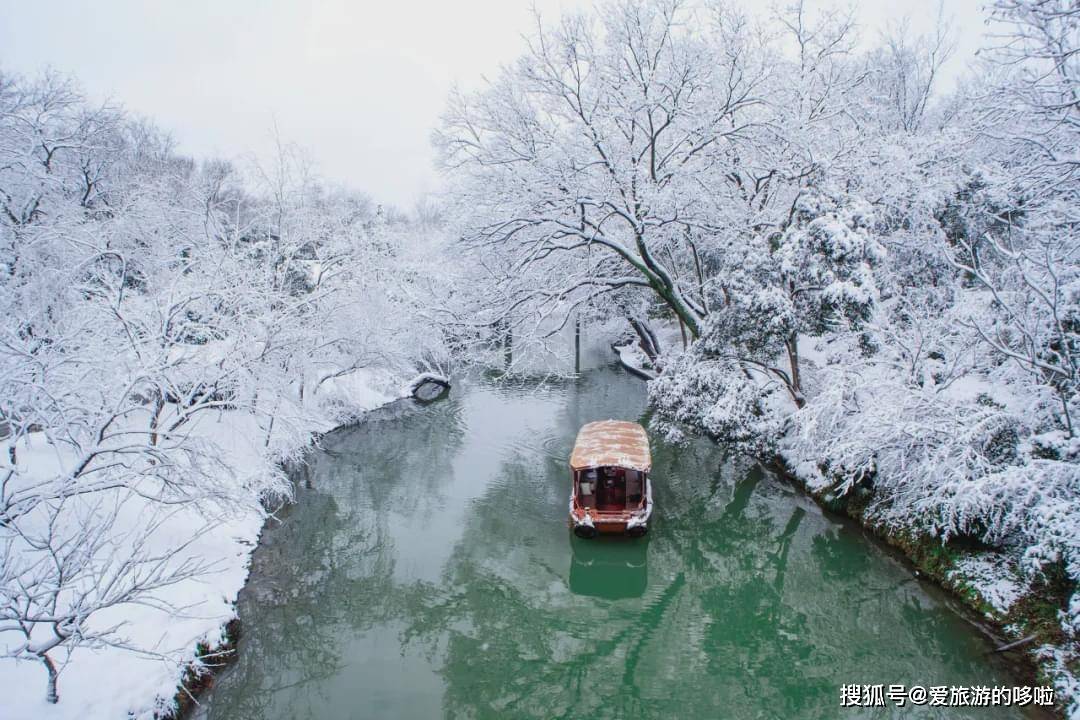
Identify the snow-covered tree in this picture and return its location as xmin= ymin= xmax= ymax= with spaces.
xmin=436 ymin=1 xmax=772 ymax=356
xmin=0 ymin=69 xmax=451 ymax=703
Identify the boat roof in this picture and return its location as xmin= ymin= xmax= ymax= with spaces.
xmin=570 ymin=420 xmax=651 ymax=472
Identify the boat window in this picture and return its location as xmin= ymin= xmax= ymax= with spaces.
xmin=626 ymin=470 xmax=642 ymax=504
xmin=596 ymin=467 xmax=626 ymax=510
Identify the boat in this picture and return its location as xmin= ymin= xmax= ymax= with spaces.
xmin=568 ymin=420 xmax=653 ymax=538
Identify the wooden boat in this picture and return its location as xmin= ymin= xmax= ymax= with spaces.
xmin=568 ymin=420 xmax=653 ymax=538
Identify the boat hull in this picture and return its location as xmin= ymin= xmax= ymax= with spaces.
xmin=568 ymin=484 xmax=652 ymax=539
xmin=570 ymin=515 xmax=647 ymax=538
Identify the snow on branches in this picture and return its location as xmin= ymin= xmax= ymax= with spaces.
xmin=438 ymin=0 xmax=1080 ymax=710
xmin=0 ymin=70 xmax=448 ymax=708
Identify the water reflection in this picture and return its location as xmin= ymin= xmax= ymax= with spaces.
xmin=202 ymin=367 xmax=1031 ymax=720
xmin=569 ymin=536 xmax=649 ymax=599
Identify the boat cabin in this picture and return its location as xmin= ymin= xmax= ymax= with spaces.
xmin=568 ymin=420 xmax=652 ymax=538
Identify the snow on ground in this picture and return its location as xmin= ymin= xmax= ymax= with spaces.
xmin=3 ymin=500 xmax=264 ymax=719
xmin=315 ymin=366 xmax=404 ymax=425
xmin=612 ymin=342 xmax=657 ymax=379
xmin=949 ymin=554 xmax=1029 ymax=615
xmin=612 ymin=318 xmax=688 ymax=379
xmin=1 ymin=369 xmax=407 ymax=720
xmin=1037 ymin=644 xmax=1080 ymax=720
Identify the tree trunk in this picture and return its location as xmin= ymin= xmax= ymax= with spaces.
xmin=149 ymin=389 xmax=164 ymax=447
xmin=503 ymin=323 xmax=513 ymax=370
xmin=785 ymin=334 xmax=806 ymax=408
xmin=629 ymin=317 xmax=661 ymax=363
xmin=574 ymin=314 xmax=581 ymax=374
xmin=645 ymin=277 xmax=701 ymax=339
xmin=1058 ymin=387 xmax=1074 ymax=438
xmin=632 ymin=233 xmax=703 ymax=338
xmin=43 ymin=653 xmax=58 ymax=704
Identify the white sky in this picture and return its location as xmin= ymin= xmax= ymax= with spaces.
xmin=1 ymin=0 xmax=987 ymax=209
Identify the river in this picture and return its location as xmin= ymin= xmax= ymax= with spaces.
xmin=199 ymin=364 xmax=1034 ymax=719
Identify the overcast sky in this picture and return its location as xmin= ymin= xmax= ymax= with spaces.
xmin=1 ymin=0 xmax=988 ymax=209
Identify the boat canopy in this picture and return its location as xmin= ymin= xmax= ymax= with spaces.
xmin=569 ymin=420 xmax=651 ymax=472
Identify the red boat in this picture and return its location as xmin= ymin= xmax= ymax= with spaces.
xmin=568 ymin=420 xmax=653 ymax=538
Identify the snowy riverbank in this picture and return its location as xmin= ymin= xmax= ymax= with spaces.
xmin=772 ymin=449 xmax=1079 ymax=719
xmin=1 ymin=368 xmax=409 ymax=720
xmin=620 ymin=339 xmax=1078 ymax=718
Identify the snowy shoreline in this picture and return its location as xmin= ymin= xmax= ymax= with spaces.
xmin=1 ymin=369 xmax=412 ymax=720
xmin=615 ymin=344 xmax=1075 ymax=717
xmin=768 ymin=452 xmax=1076 ymax=718
xmin=169 ymin=384 xmax=422 ymax=720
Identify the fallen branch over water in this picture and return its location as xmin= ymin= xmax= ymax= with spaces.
xmin=991 ymin=633 xmax=1039 ymax=655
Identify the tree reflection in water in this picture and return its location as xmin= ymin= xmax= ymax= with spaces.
xmin=205 ymin=401 xmax=467 ymax=720
xmin=203 ymin=369 xmax=1026 ymax=720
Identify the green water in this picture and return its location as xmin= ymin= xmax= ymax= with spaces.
xmin=201 ymin=367 xmax=1032 ymax=719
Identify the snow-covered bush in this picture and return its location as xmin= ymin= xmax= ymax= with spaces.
xmin=650 ymin=353 xmax=785 ymax=455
